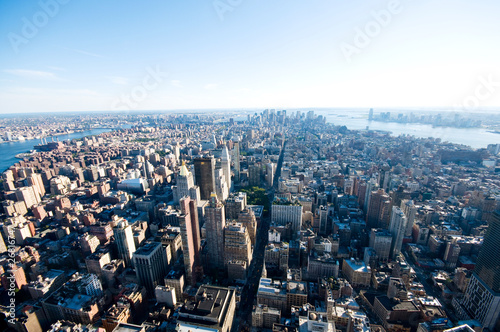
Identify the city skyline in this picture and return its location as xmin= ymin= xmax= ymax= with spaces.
xmin=1 ymin=0 xmax=500 ymax=113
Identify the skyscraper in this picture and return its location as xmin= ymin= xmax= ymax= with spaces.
xmin=224 ymin=222 xmax=252 ymax=271
xmin=221 ymin=145 xmax=232 ymax=192
xmin=238 ymin=208 xmax=257 ymax=246
xmin=194 ymin=156 xmax=216 ymax=200
xmin=205 ymin=193 xmax=226 ymax=270
xmin=214 ymin=168 xmax=229 ymax=201
xmin=179 ymin=196 xmax=202 ymax=286
xmin=173 ymin=162 xmax=199 ymax=203
xmin=113 ymin=219 xmax=136 ymax=267
xmin=133 ymin=242 xmax=169 ymax=294
xmin=462 ymin=211 xmax=500 ymax=330
xmin=366 ymin=189 xmax=391 ymax=229
xmin=401 ymin=199 xmax=417 ymax=237
xmin=388 ymin=206 xmax=407 ymax=259
xmin=233 ymin=141 xmax=240 ymax=183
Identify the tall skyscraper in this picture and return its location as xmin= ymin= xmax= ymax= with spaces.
xmin=401 ymin=199 xmax=417 ymax=237
xmin=173 ymin=162 xmax=199 ymax=203
xmin=214 ymin=168 xmax=229 ymax=201
xmin=221 ymin=145 xmax=232 ymax=192
xmin=462 ymin=211 xmax=500 ymax=330
xmin=179 ymin=196 xmax=202 ymax=286
xmin=113 ymin=219 xmax=136 ymax=267
xmin=205 ymin=193 xmax=226 ymax=270
xmin=388 ymin=206 xmax=407 ymax=259
xmin=133 ymin=242 xmax=169 ymax=294
xmin=224 ymin=222 xmax=252 ymax=270
xmin=366 ymin=189 xmax=391 ymax=229
xmin=194 ymin=156 xmax=216 ymax=200
xmin=233 ymin=141 xmax=240 ymax=183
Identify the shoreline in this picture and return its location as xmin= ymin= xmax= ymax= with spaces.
xmin=0 ymin=127 xmax=119 ymax=145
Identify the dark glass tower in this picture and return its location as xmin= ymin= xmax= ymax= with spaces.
xmin=194 ymin=156 xmax=215 ymax=200
xmin=474 ymin=210 xmax=500 ymax=292
xmin=461 ymin=210 xmax=500 ymax=330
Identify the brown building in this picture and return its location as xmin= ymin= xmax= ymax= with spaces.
xmin=179 ymin=196 xmax=203 ymax=286
xmin=194 ymin=156 xmax=216 ymax=200
xmin=366 ymin=189 xmax=392 ymax=229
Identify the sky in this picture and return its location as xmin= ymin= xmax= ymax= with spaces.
xmin=1 ymin=0 xmax=500 ymax=114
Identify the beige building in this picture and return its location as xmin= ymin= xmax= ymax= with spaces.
xmin=342 ymin=259 xmax=371 ymax=288
xmin=224 ymin=222 xmax=252 ymax=272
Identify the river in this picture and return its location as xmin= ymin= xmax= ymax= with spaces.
xmin=314 ymin=109 xmax=500 ymax=149
xmin=0 ymin=129 xmax=112 ymax=172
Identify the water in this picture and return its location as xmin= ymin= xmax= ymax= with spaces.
xmin=312 ymin=108 xmax=500 ymax=149
xmin=0 ymin=129 xmax=112 ymax=172
xmin=1 ymin=110 xmax=499 ymax=172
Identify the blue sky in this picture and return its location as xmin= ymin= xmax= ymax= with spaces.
xmin=1 ymin=0 xmax=499 ymax=113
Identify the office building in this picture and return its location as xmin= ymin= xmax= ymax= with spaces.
xmin=173 ymin=162 xmax=199 ymax=203
xmin=342 ymin=259 xmax=371 ymax=288
xmin=205 ymin=193 xmax=226 ymax=270
xmin=366 ymin=189 xmax=391 ymax=229
xmin=224 ymin=222 xmax=252 ymax=272
xmin=233 ymin=141 xmax=240 ymax=182
xmin=225 ymin=192 xmax=247 ymax=220
xmin=389 ymin=206 xmax=407 ymax=259
xmin=221 ymin=145 xmax=232 ymax=192
xmin=271 ymin=199 xmax=303 ymax=236
xmin=176 ymin=284 xmax=236 ymax=332
xmin=401 ymin=199 xmax=417 ymax=237
xmin=194 ymin=156 xmax=216 ymax=200
xmin=133 ymin=242 xmax=169 ymax=294
xmin=461 ymin=211 xmax=500 ymax=330
xmin=238 ymin=208 xmax=257 ymax=245
xmin=113 ymin=219 xmax=136 ymax=267
xmin=369 ymin=228 xmax=393 ymax=262
xmin=179 ymin=196 xmax=203 ymax=286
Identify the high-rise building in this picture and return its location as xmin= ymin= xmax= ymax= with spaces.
xmin=113 ymin=219 xmax=136 ymax=267
xmin=369 ymin=229 xmax=393 ymax=262
xmin=238 ymin=208 xmax=257 ymax=246
xmin=179 ymin=196 xmax=203 ymax=286
xmin=233 ymin=141 xmax=240 ymax=182
xmin=363 ymin=178 xmax=379 ymax=212
xmin=366 ymin=189 xmax=391 ymax=229
xmin=224 ymin=222 xmax=252 ymax=272
xmin=205 ymin=193 xmax=226 ymax=270
xmin=265 ymin=162 xmax=275 ymax=188
xmin=15 ymin=186 xmax=41 ymax=209
xmin=173 ymin=163 xmax=198 ymax=203
xmin=214 ymin=168 xmax=229 ymax=201
xmin=221 ymin=146 xmax=232 ymax=192
xmin=194 ymin=156 xmax=216 ymax=200
xmin=248 ymin=164 xmax=261 ymax=187
xmin=401 ymin=199 xmax=417 ymax=237
xmin=133 ymin=242 xmax=169 ymax=294
xmin=462 ymin=211 xmax=500 ymax=330
xmin=388 ymin=206 xmax=407 ymax=259
xmin=225 ymin=192 xmax=247 ymax=220
xmin=271 ymin=199 xmax=303 ymax=237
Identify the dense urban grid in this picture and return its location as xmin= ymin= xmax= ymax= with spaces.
xmin=1 ymin=110 xmax=500 ymax=332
